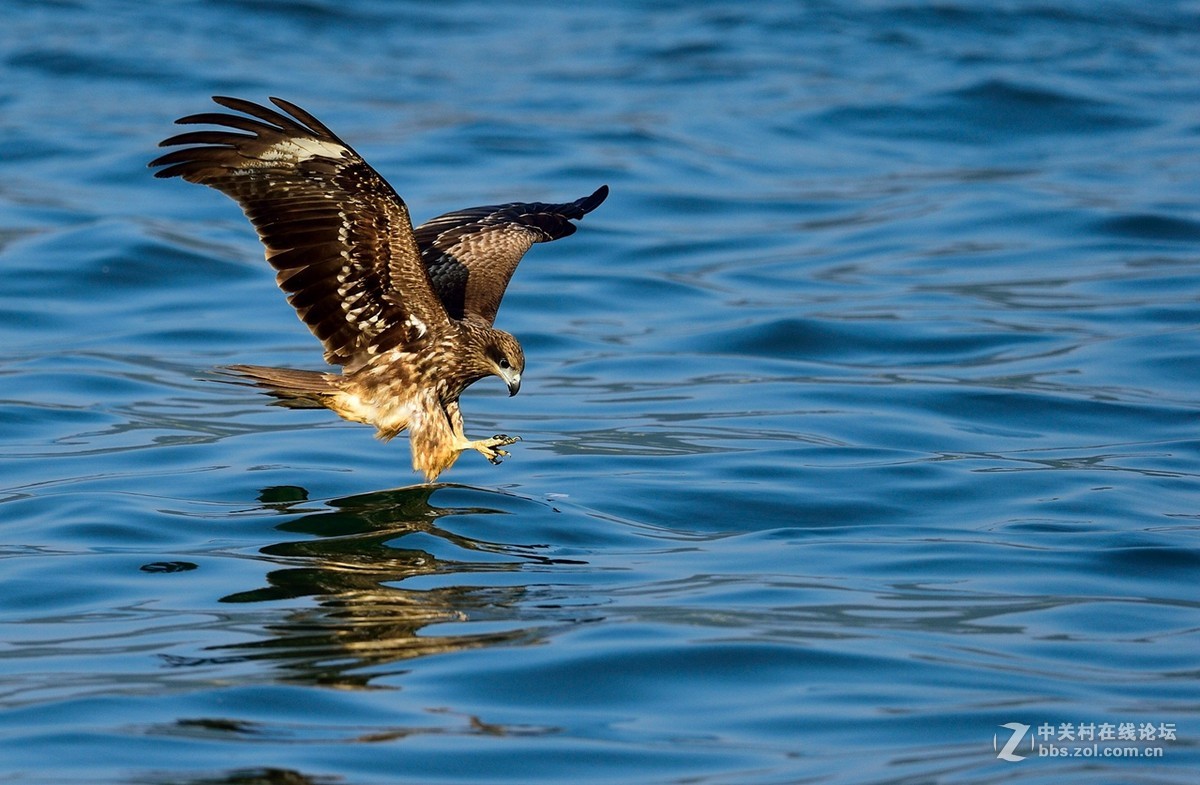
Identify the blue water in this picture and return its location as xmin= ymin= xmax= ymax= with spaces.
xmin=2 ymin=1 xmax=1199 ymax=783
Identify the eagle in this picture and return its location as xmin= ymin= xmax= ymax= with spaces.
xmin=150 ymin=97 xmax=607 ymax=482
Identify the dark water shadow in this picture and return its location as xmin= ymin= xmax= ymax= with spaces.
xmin=169 ymin=483 xmax=585 ymax=689
xmin=134 ymin=768 xmax=336 ymax=785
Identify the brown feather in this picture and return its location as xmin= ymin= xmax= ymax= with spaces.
xmin=150 ymin=96 xmax=449 ymax=370
xmin=219 ymin=365 xmax=337 ymax=409
xmin=414 ymin=185 xmax=608 ymax=323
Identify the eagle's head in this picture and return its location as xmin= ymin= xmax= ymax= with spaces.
xmin=486 ymin=329 xmax=525 ymax=397
xmin=457 ymin=324 xmax=524 ymax=397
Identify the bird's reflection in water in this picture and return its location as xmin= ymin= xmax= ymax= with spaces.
xmin=154 ymin=768 xmax=336 ymax=785
xmin=199 ymin=483 xmax=581 ymax=688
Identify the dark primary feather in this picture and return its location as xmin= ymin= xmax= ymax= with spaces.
xmin=414 ymin=185 xmax=609 ymax=323
xmin=149 ymin=96 xmax=448 ymax=369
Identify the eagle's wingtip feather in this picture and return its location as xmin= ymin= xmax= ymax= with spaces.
xmin=579 ymin=184 xmax=610 ymax=214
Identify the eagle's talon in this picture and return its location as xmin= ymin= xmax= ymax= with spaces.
xmin=470 ymin=435 xmax=517 ymax=464
xmin=483 ymin=444 xmax=510 ymax=465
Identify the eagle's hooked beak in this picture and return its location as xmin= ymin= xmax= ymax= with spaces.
xmin=498 ymin=366 xmax=521 ymax=397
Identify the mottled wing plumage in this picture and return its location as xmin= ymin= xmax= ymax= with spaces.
xmin=414 ymin=185 xmax=609 ymax=323
xmin=150 ymin=96 xmax=447 ymax=369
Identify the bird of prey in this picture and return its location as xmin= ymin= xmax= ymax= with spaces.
xmin=150 ymin=96 xmax=607 ymax=482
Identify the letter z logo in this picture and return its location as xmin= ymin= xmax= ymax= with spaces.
xmin=994 ymin=722 xmax=1030 ymax=761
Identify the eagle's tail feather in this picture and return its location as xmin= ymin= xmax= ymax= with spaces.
xmin=218 ymin=364 xmax=338 ymax=409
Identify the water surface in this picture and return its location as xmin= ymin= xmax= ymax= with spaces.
xmin=2 ymin=2 xmax=1199 ymax=783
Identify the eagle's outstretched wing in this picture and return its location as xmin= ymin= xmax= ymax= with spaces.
xmin=413 ymin=185 xmax=609 ymax=324
xmin=150 ymin=96 xmax=447 ymax=369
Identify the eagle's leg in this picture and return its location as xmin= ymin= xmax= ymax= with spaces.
xmin=470 ymin=434 xmax=522 ymax=464
xmin=446 ymin=400 xmax=521 ymax=465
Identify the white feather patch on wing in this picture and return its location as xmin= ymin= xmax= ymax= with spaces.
xmin=261 ymin=138 xmax=349 ymax=164
xmin=403 ymin=315 xmax=428 ymax=339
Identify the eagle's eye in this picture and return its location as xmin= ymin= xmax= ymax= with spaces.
xmin=498 ymin=357 xmax=511 ymax=370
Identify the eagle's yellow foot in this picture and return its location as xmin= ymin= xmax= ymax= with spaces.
xmin=470 ymin=434 xmax=521 ymax=465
